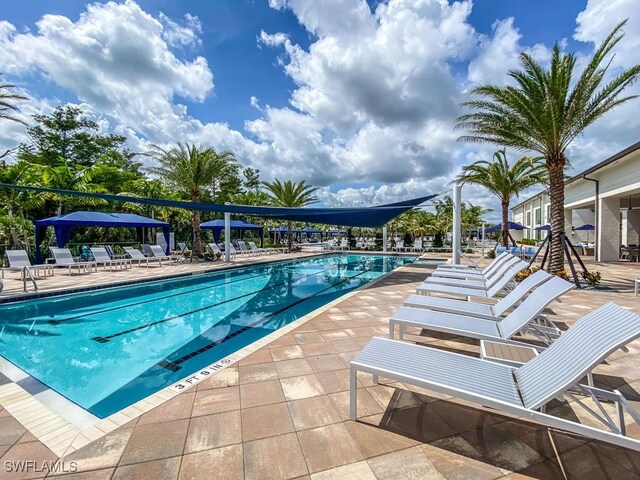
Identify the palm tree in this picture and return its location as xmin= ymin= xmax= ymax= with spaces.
xmin=457 ymin=20 xmax=640 ymax=273
xmin=457 ymin=150 xmax=547 ymax=247
xmin=0 ymin=81 xmax=27 ymax=125
xmin=262 ymin=179 xmax=319 ymax=252
xmin=147 ymin=143 xmax=235 ymax=257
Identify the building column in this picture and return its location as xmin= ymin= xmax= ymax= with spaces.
xmin=452 ymin=182 xmax=462 ymax=264
xmin=382 ymin=226 xmax=388 ymax=252
xmin=597 ymin=197 xmax=620 ymax=262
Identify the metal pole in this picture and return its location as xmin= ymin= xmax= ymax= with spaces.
xmin=382 ymin=226 xmax=388 ymax=252
xmin=224 ymin=210 xmax=231 ymax=263
xmin=452 ymin=182 xmax=462 ymax=264
xmin=481 ymin=222 xmax=485 ymax=259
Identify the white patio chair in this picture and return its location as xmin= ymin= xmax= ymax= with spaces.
xmin=391 ymin=275 xmax=574 ymax=344
xmin=404 ymin=270 xmax=552 ymax=320
xmin=90 ymin=247 xmax=131 ymax=271
xmin=124 ymin=247 xmax=162 ymax=267
xmin=2 ymin=249 xmax=54 ymax=279
xmin=351 ymin=303 xmax=640 ymax=452
xmin=50 ymin=247 xmax=97 ymax=275
xmin=416 ymin=261 xmax=528 ymax=299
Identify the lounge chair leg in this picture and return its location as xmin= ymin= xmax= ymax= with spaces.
xmin=399 ymin=324 xmax=405 ymax=341
xmin=389 ymin=322 xmax=395 ymax=339
xmin=350 ymin=366 xmax=358 ymax=420
xmin=372 ymin=374 xmax=379 ymax=385
xmin=587 ymin=372 xmax=594 ymax=387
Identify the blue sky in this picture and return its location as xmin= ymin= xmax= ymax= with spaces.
xmin=0 ymin=0 xmax=639 ymax=218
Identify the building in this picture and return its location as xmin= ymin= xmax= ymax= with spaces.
xmin=511 ymin=140 xmax=640 ymax=262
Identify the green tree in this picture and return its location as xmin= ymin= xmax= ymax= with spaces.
xmin=457 ymin=21 xmax=640 ymax=273
xmin=147 ymin=143 xmax=236 ymax=257
xmin=262 ymin=179 xmax=319 ymax=251
xmin=456 ymin=150 xmax=546 ymax=247
xmin=20 ymin=106 xmax=127 ymax=168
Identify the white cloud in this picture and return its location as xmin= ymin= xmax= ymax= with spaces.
xmin=0 ymin=0 xmax=638 ymax=217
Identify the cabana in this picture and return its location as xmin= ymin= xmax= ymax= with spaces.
xmin=269 ymin=226 xmax=304 ymax=244
xmin=326 ymin=228 xmax=347 ymax=235
xmin=34 ymin=211 xmax=171 ymax=262
xmin=201 ymin=219 xmax=264 ymax=247
xmin=302 ymin=227 xmax=323 ymax=241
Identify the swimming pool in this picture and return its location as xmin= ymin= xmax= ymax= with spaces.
xmin=0 ymin=253 xmax=414 ymax=418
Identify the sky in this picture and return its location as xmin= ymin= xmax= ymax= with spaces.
xmin=0 ymin=0 xmax=639 ymax=221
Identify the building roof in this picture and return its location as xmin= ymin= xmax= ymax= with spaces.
xmin=511 ymin=139 xmax=640 ymax=210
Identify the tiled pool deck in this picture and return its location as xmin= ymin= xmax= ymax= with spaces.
xmin=1 ymin=253 xmax=639 ymax=479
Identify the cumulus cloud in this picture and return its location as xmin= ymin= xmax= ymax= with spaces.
xmin=0 ymin=0 xmax=638 ymax=216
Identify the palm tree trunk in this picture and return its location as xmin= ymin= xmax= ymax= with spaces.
xmin=7 ymin=208 xmax=20 ymax=247
xmin=192 ymin=192 xmax=202 ymax=257
xmin=287 ymin=220 xmax=293 ymax=252
xmin=547 ymin=156 xmax=566 ymax=274
xmin=501 ymin=200 xmax=509 ymax=247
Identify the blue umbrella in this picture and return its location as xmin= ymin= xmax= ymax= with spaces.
xmin=534 ymin=225 xmax=551 ymax=231
xmin=574 ymin=224 xmax=595 ymax=243
xmin=485 ymin=221 xmax=525 ymax=233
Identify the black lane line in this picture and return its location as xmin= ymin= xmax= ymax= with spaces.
xmin=92 ymin=259 xmax=368 ymax=343
xmin=158 ymin=266 xmax=375 ymax=371
xmin=49 ymin=256 xmax=337 ymax=325
xmin=48 ymin=270 xmax=270 ymax=325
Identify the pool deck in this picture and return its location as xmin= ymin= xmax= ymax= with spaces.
xmin=1 ymin=253 xmax=640 ymax=479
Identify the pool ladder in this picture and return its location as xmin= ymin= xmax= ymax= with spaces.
xmin=21 ymin=266 xmax=38 ymax=293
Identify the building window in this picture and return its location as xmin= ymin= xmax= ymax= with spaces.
xmin=546 ymin=204 xmax=551 ymax=223
xmin=534 ymin=207 xmax=541 ymax=225
xmin=526 ymin=211 xmax=531 ymax=226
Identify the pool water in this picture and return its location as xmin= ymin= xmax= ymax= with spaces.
xmin=0 ymin=253 xmax=414 ymax=418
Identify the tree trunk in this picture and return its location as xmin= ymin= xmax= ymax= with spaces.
xmin=547 ymin=156 xmax=566 ymax=274
xmin=192 ymin=193 xmax=202 ymax=258
xmin=501 ymin=200 xmax=509 ymax=247
xmin=287 ymin=220 xmax=293 ymax=252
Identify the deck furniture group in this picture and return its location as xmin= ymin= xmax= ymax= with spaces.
xmin=350 ymin=251 xmax=640 ymax=452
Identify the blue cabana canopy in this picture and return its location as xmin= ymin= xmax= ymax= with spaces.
xmin=34 ymin=211 xmax=171 ymax=262
xmin=201 ymin=219 xmax=264 ymax=246
xmin=485 ymin=221 xmax=526 ymax=233
xmin=535 ymin=225 xmax=551 ymax=231
xmin=2 ymin=184 xmax=435 ymax=228
xmin=327 ymin=228 xmax=347 ymax=234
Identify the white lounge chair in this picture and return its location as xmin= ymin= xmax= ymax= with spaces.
xmin=351 ymin=302 xmax=640 ymax=452
xmin=404 ymin=269 xmax=552 ymax=320
xmin=2 ymin=249 xmax=54 ymax=279
xmin=141 ymin=244 xmax=154 ymax=257
xmin=149 ymin=244 xmax=178 ymax=262
xmin=391 ymin=275 xmax=573 ymax=344
xmin=416 ymin=262 xmax=527 ymax=298
xmin=50 ymin=247 xmax=97 ymax=275
xmin=124 ymin=247 xmax=162 ymax=267
xmin=432 ymin=253 xmax=515 ymax=280
xmin=206 ymin=242 xmax=224 ymax=259
xmin=427 ymin=256 xmax=522 ymax=286
xmin=90 ymin=247 xmax=131 ymax=271
xmin=437 ymin=251 xmax=510 ymax=273
xmin=417 ymin=260 xmax=528 ymax=296
xmin=248 ymin=241 xmax=275 ymax=255
xmin=236 ymin=240 xmax=255 ymax=256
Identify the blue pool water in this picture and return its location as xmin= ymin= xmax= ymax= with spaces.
xmin=0 ymin=253 xmax=414 ymax=418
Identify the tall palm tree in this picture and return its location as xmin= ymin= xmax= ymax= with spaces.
xmin=457 ymin=20 xmax=640 ymax=273
xmin=262 ymin=179 xmax=319 ymax=252
xmin=457 ymin=150 xmax=547 ymax=247
xmin=147 ymin=143 xmax=235 ymax=257
xmin=0 ymin=81 xmax=27 ymax=125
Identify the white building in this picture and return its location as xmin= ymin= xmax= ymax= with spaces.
xmin=511 ymin=140 xmax=640 ymax=262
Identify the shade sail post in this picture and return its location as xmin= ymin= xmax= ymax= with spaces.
xmin=481 ymin=222 xmax=486 ymax=258
xmin=224 ymin=210 xmax=231 ymax=263
xmin=382 ymin=226 xmax=388 ymax=252
xmin=452 ymin=182 xmax=462 ymax=265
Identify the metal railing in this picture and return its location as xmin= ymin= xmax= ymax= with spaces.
xmin=21 ymin=266 xmax=38 ymax=293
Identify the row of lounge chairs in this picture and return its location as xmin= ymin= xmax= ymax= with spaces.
xmin=2 ymin=245 xmax=179 ymax=278
xmin=206 ymin=240 xmax=286 ymax=258
xmin=349 ymin=251 xmax=640 ymax=452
